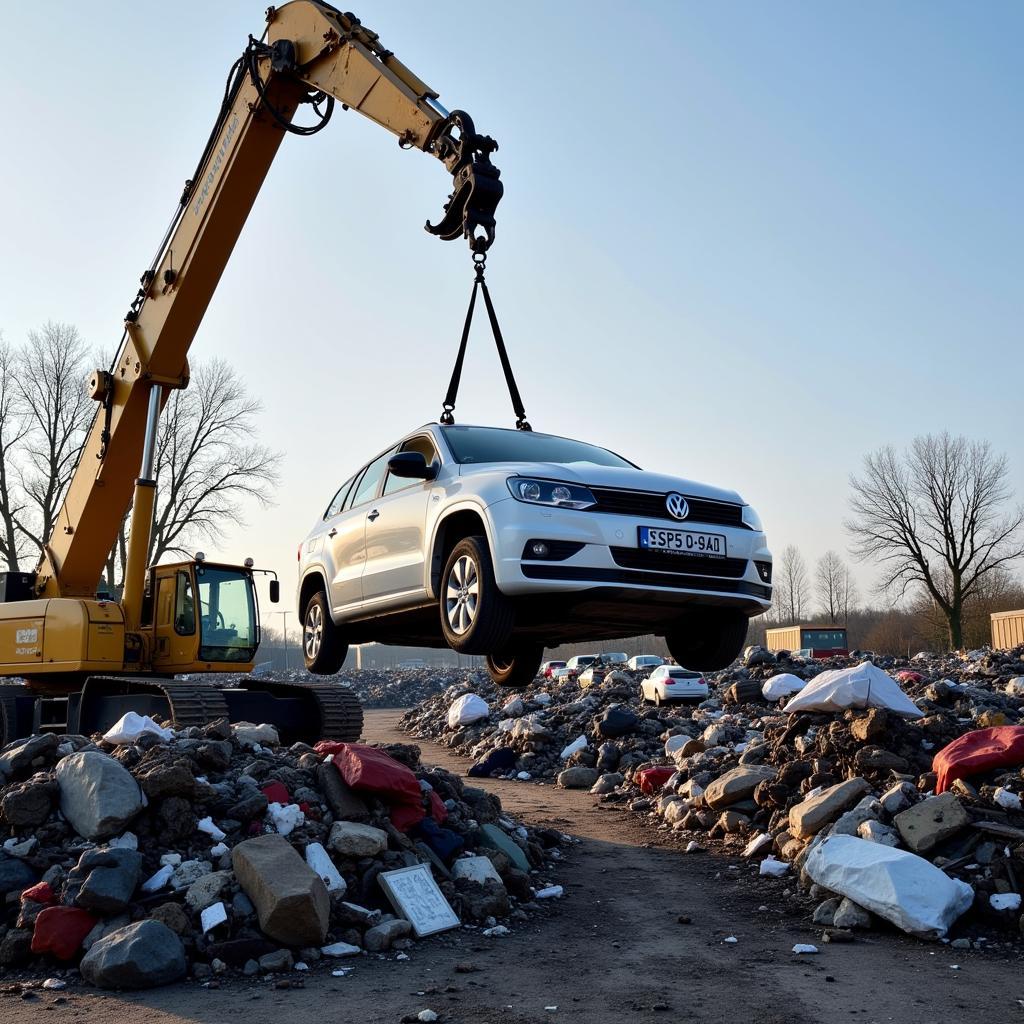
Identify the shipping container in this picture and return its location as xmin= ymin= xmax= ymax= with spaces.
xmin=991 ymin=610 xmax=1024 ymax=651
xmin=765 ymin=625 xmax=849 ymax=659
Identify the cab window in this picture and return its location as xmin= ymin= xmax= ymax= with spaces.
xmin=349 ymin=449 xmax=396 ymax=508
xmin=383 ymin=435 xmax=439 ymax=496
xmin=174 ymin=572 xmax=196 ymax=635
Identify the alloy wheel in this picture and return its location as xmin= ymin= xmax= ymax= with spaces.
xmin=445 ymin=554 xmax=479 ymax=635
xmin=305 ymin=602 xmax=323 ymax=660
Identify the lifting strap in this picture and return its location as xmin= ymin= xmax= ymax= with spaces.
xmin=440 ymin=256 xmax=531 ymax=431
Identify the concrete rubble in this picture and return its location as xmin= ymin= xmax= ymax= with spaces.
xmin=0 ymin=712 xmax=566 ymax=989
xmin=402 ymin=642 xmax=1024 ymax=943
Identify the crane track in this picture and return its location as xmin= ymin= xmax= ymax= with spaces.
xmin=238 ymin=678 xmax=363 ymax=743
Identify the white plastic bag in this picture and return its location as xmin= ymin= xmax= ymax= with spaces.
xmin=783 ymin=663 xmax=922 ymax=719
xmin=805 ymin=835 xmax=973 ymax=938
xmin=102 ymin=712 xmax=173 ymax=744
xmin=447 ymin=693 xmax=490 ymax=729
xmin=761 ymin=673 xmax=806 ymax=701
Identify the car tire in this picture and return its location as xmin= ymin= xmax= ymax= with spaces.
xmin=664 ymin=609 xmax=749 ymax=671
xmin=653 ymin=691 xmax=662 ymax=708
xmin=485 ymin=643 xmax=544 ymax=689
xmin=637 ymin=686 xmax=646 ymax=704
xmin=302 ymin=590 xmax=348 ymax=675
xmin=440 ymin=535 xmax=514 ymax=655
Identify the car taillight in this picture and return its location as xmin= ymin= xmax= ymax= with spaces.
xmin=665 ymin=679 xmax=676 ymax=685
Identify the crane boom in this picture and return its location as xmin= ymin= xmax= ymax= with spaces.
xmin=35 ymin=0 xmax=502 ymax=600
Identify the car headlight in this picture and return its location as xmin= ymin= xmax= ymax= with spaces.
xmin=507 ymin=477 xmax=596 ymax=510
xmin=741 ymin=504 xmax=763 ymax=531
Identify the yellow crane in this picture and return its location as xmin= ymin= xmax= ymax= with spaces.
xmin=0 ymin=1 xmax=502 ymax=745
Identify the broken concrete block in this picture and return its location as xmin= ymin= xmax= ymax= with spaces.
xmin=704 ymin=765 xmax=777 ymax=810
xmin=789 ymin=778 xmax=870 ymax=838
xmin=231 ymin=834 xmax=329 ymax=947
xmin=894 ymin=793 xmax=970 ymax=853
xmin=327 ymin=821 xmax=388 ymax=858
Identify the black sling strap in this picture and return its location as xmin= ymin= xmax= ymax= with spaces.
xmin=440 ymin=258 xmax=531 ymax=431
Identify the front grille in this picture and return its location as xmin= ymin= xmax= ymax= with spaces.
xmin=611 ymin=548 xmax=747 ymax=578
xmin=590 ymin=487 xmax=746 ymax=527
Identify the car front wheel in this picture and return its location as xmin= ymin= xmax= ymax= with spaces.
xmin=302 ymin=591 xmax=348 ymax=674
xmin=485 ymin=643 xmax=544 ymax=688
xmin=664 ymin=609 xmax=749 ymax=671
xmin=440 ymin=536 xmax=514 ymax=655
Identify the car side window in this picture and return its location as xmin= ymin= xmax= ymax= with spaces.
xmin=382 ymin=435 xmax=439 ymax=496
xmin=348 ymin=449 xmax=396 ymax=509
xmin=324 ymin=474 xmax=357 ymax=519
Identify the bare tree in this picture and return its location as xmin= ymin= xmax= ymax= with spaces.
xmin=815 ymin=550 xmax=845 ymax=623
xmin=104 ymin=359 xmax=281 ymax=593
xmin=846 ymin=432 xmax=1024 ymax=649
xmin=0 ymin=336 xmax=31 ymax=571
xmin=775 ymin=544 xmax=808 ymax=624
xmin=838 ymin=562 xmax=860 ymax=623
xmin=12 ymin=323 xmax=92 ymax=553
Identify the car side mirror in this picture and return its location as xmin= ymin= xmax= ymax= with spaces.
xmin=269 ymin=580 xmax=280 ymax=603
xmin=388 ymin=451 xmax=437 ymax=480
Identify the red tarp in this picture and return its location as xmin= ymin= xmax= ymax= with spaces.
xmin=933 ymin=726 xmax=1024 ymax=794
xmin=314 ymin=741 xmax=445 ymax=831
xmin=637 ymin=766 xmax=675 ymax=794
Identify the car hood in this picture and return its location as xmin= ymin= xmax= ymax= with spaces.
xmin=458 ymin=461 xmax=745 ymax=504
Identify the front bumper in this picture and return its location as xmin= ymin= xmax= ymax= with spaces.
xmin=487 ymin=498 xmax=772 ymax=614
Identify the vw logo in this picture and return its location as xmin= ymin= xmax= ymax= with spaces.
xmin=666 ymin=492 xmax=689 ymax=520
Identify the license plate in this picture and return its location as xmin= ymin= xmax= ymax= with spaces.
xmin=639 ymin=526 xmax=727 ymax=557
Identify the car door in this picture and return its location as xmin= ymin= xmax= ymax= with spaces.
xmin=324 ymin=449 xmax=394 ymax=615
xmin=360 ymin=434 xmax=439 ymax=605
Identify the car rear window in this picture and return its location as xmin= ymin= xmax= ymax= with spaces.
xmin=441 ymin=425 xmax=635 ymax=468
xmin=668 ymin=669 xmax=701 ymax=678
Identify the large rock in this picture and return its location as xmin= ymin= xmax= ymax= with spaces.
xmin=0 ymin=853 xmax=37 ymax=897
xmin=0 ymin=774 xmax=56 ymax=826
xmin=232 ymin=834 xmax=329 ymax=946
xmin=80 ymin=920 xmax=186 ymax=989
xmin=704 ymin=765 xmax=777 ymax=810
xmin=557 ymin=766 xmax=600 ymax=790
xmin=894 ymin=793 xmax=970 ymax=853
xmin=55 ymin=751 xmax=143 ymax=840
xmin=70 ymin=847 xmax=143 ymax=914
xmin=596 ymin=707 xmax=639 ymax=738
xmin=789 ymin=778 xmax=870 ymax=838
xmin=0 ymin=733 xmax=59 ymax=780
xmin=317 ymin=763 xmax=370 ymax=821
xmin=328 ymin=821 xmax=389 ymax=858
xmin=185 ymin=870 xmax=234 ymax=912
xmin=363 ymin=918 xmax=412 ymax=952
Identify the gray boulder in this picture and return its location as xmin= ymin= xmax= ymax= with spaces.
xmin=557 ymin=767 xmax=600 ymax=789
xmin=0 ymin=853 xmax=38 ymax=898
xmin=55 ymin=751 xmax=143 ymax=839
xmin=71 ymin=846 xmax=143 ymax=914
xmin=80 ymin=920 xmax=186 ymax=989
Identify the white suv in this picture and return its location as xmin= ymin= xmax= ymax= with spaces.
xmin=297 ymin=424 xmax=772 ymax=687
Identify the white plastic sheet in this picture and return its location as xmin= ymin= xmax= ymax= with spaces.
xmin=102 ymin=712 xmax=173 ymax=744
xmin=805 ymin=835 xmax=973 ymax=938
xmin=447 ymin=693 xmax=489 ymax=729
xmin=783 ymin=663 xmax=922 ymax=719
xmin=761 ymin=673 xmax=806 ymax=701
xmin=560 ymin=735 xmax=587 ymax=760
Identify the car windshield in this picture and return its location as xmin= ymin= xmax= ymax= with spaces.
xmin=441 ymin=425 xmax=635 ymax=468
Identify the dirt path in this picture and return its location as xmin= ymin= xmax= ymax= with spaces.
xmin=5 ymin=709 xmax=1022 ymax=1024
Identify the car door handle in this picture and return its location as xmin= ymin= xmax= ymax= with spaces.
xmin=367 ymin=509 xmax=380 ymax=522
xmin=328 ymin=528 xmax=338 ymax=538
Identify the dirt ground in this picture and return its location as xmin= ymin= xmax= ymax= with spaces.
xmin=4 ymin=709 xmax=1024 ymax=1024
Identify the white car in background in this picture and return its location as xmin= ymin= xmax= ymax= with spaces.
xmin=640 ymin=665 xmax=709 ymax=706
xmin=627 ymin=654 xmax=664 ymax=673
xmin=297 ymin=423 xmax=771 ymax=688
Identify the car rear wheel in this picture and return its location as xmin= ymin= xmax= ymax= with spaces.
xmin=440 ymin=535 xmax=514 ymax=655
xmin=664 ymin=609 xmax=749 ymax=672
xmin=485 ymin=643 xmax=544 ymax=688
xmin=653 ymin=691 xmax=663 ymax=708
xmin=302 ymin=590 xmax=348 ymax=675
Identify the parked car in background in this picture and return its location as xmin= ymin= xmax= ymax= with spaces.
xmin=639 ymin=665 xmax=709 ymax=706
xmin=541 ymin=660 xmax=567 ymax=679
xmin=557 ymin=654 xmax=596 ymax=680
xmin=604 ymin=652 xmax=628 ymax=665
xmin=627 ymin=654 xmax=664 ymax=673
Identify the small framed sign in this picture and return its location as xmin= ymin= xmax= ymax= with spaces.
xmin=378 ymin=864 xmax=460 ymax=938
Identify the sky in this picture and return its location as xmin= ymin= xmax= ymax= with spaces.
xmin=1 ymin=0 xmax=1021 ymax=629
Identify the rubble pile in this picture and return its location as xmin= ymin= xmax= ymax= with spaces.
xmin=0 ymin=715 xmax=566 ymax=989
xmin=403 ymin=644 xmax=1024 ymax=940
